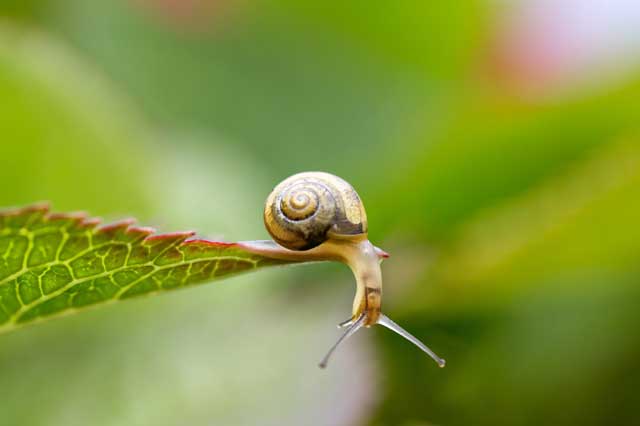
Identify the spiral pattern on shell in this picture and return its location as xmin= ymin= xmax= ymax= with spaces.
xmin=279 ymin=185 xmax=320 ymax=221
xmin=264 ymin=172 xmax=368 ymax=250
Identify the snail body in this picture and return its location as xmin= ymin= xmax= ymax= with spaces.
xmin=242 ymin=171 xmax=445 ymax=368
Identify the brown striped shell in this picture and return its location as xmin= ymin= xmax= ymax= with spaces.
xmin=264 ymin=172 xmax=368 ymax=250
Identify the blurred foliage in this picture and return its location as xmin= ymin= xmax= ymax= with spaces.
xmin=40 ymin=0 xmax=426 ymax=182
xmin=273 ymin=0 xmax=489 ymax=78
xmin=371 ymin=80 xmax=640 ymax=241
xmin=0 ymin=0 xmax=43 ymax=20
xmin=376 ymin=137 xmax=640 ymax=425
xmin=0 ymin=25 xmax=150 ymax=213
xmin=1 ymin=0 xmax=640 ymax=425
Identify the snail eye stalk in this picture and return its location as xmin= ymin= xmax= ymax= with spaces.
xmin=318 ymin=313 xmax=366 ymax=369
xmin=377 ymin=314 xmax=446 ymax=368
xmin=318 ymin=313 xmax=445 ymax=369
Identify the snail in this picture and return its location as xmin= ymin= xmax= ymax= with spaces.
xmin=242 ymin=172 xmax=445 ymax=369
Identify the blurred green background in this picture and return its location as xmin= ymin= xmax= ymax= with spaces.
xmin=1 ymin=1 xmax=640 ymax=425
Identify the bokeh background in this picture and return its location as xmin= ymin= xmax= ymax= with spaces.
xmin=1 ymin=1 xmax=640 ymax=425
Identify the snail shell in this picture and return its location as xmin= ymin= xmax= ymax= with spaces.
xmin=264 ymin=172 xmax=368 ymax=250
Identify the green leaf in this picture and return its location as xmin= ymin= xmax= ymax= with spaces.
xmin=0 ymin=204 xmax=292 ymax=333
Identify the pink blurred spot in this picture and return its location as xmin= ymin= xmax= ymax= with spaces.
xmin=133 ymin=0 xmax=244 ymax=33
xmin=487 ymin=0 xmax=640 ymax=96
